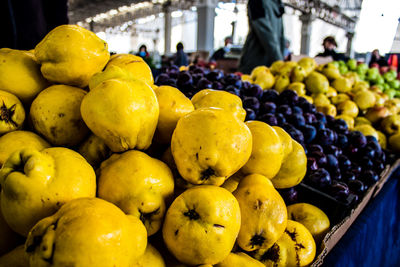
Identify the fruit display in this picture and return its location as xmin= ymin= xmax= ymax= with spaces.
xmin=0 ymin=23 xmax=397 ymax=267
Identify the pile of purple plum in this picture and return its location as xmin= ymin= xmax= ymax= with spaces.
xmin=156 ymin=66 xmax=391 ymax=203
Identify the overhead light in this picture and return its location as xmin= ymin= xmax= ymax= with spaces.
xmin=171 ymin=10 xmax=183 ymax=18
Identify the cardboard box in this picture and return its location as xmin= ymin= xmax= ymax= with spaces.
xmin=312 ymin=159 xmax=400 ymax=266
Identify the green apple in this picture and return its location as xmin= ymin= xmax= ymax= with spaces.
xmin=388 ymin=79 xmax=400 ymax=89
xmin=356 ymin=63 xmax=368 ymax=75
xmin=383 ymin=72 xmax=396 ymax=82
xmin=347 ymin=59 xmax=357 ymax=71
xmin=339 ymin=65 xmax=349 ymax=75
xmin=386 ymin=89 xmax=397 ymax=99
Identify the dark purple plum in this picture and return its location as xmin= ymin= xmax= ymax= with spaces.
xmin=288 ymin=129 xmax=304 ymax=144
xmin=313 ymin=121 xmax=326 ymax=131
xmin=196 ymin=78 xmax=213 ymax=89
xmin=292 ymin=106 xmax=303 ymax=115
xmin=362 ymin=170 xmax=379 ymax=185
xmin=245 ymin=108 xmax=256 ymax=121
xmin=342 ymin=171 xmax=356 ymax=182
xmin=326 ymin=154 xmax=339 ymax=170
xmin=260 ymin=90 xmax=279 ymax=103
xmin=155 ymin=73 xmax=170 ymax=85
xmin=307 ymin=144 xmax=324 ymax=153
xmin=277 ymin=105 xmax=292 ymax=116
xmin=260 ymin=102 xmax=276 ymax=114
xmin=309 ymin=151 xmax=327 ymax=167
xmin=277 ymin=187 xmax=298 ymax=205
xmin=258 ymin=114 xmax=278 ymax=126
xmin=205 ymin=70 xmax=223 ymax=81
xmin=315 ymin=112 xmax=327 ymax=123
xmin=304 ymin=113 xmax=317 ymax=124
xmin=243 ymin=97 xmax=260 ymax=111
xmin=281 ymin=123 xmax=296 ymax=134
xmin=278 ymin=90 xmax=298 ymax=106
xmin=302 ymin=124 xmax=317 ymax=144
xmin=348 ymin=179 xmax=366 ymax=195
xmin=316 ymin=128 xmax=335 ymax=146
xmin=227 ymin=88 xmax=241 ymax=97
xmin=324 ymin=145 xmax=342 ymax=157
xmin=332 ymin=119 xmax=348 ymax=134
xmin=330 ymin=181 xmax=350 ymax=201
xmin=212 ymin=81 xmax=224 ymax=90
xmin=300 ymin=101 xmax=316 ymax=113
xmin=348 ymin=131 xmax=367 ymax=148
xmin=326 ymin=115 xmax=335 ymax=125
xmin=374 ymin=161 xmax=385 ymax=173
xmin=307 ymin=168 xmax=332 ymax=189
xmin=177 ymin=71 xmax=193 ymax=88
xmin=338 ymin=155 xmax=352 ymax=171
xmin=287 ymin=114 xmax=306 ymax=128
xmin=307 ymin=157 xmax=319 ymax=171
xmin=244 ymin=84 xmax=263 ymax=98
xmin=276 ymin=113 xmax=286 ymax=125
xmin=336 ymin=134 xmax=349 ymax=149
xmin=330 ymin=169 xmax=342 ymax=181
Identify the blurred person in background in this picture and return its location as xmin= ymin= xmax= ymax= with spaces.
xmin=174 ymin=42 xmax=188 ymax=67
xmin=369 ymin=49 xmax=388 ymax=67
xmin=0 ymin=0 xmax=68 ymax=49
xmin=316 ymin=36 xmax=347 ymax=61
xmin=239 ymin=0 xmax=285 ymax=74
xmin=136 ymin=44 xmax=155 ymax=69
xmin=210 ymin=36 xmax=233 ymax=61
xmin=284 ymin=38 xmax=292 ymax=61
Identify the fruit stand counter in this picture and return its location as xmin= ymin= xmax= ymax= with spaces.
xmin=315 ymin=161 xmax=400 ymax=266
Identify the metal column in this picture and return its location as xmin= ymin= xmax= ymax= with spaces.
xmin=164 ymin=4 xmax=172 ymax=55
xmin=346 ymin=31 xmax=355 ymax=58
xmin=196 ymin=0 xmax=217 ymax=52
xmin=299 ymin=12 xmax=315 ymax=56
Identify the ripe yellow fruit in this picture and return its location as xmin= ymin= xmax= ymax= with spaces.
xmin=25 ymin=198 xmax=147 ymax=267
xmin=30 ymin=85 xmax=89 ymax=146
xmin=98 ymin=150 xmax=174 ymax=236
xmin=191 ymin=89 xmax=246 ymax=121
xmin=271 ymin=140 xmax=307 ymax=189
xmin=287 ymin=203 xmax=330 ymax=244
xmin=81 ymin=78 xmax=159 ymax=152
xmin=251 ymin=66 xmax=275 ymax=90
xmin=0 ymin=147 xmax=96 ymax=236
xmin=0 ymin=48 xmax=48 ymax=104
xmin=272 ymin=126 xmax=293 ymax=161
xmin=162 ymin=185 xmax=241 ymax=265
xmin=254 ymin=220 xmax=316 ymax=267
xmin=241 ymin=121 xmax=284 ymax=179
xmin=154 ymin=85 xmax=194 ymax=144
xmin=216 ymin=252 xmax=264 ymax=267
xmin=106 ymin=54 xmax=154 ymax=85
xmin=171 ymin=107 xmax=252 ymax=186
xmin=0 ymin=130 xmax=50 ymax=167
xmin=35 ymin=25 xmax=110 ymax=88
xmin=234 ymin=174 xmax=287 ymax=251
xmin=78 ymin=134 xmax=111 ymax=167
xmin=0 ymin=90 xmax=25 ymax=135
xmin=132 ymin=244 xmax=165 ymax=267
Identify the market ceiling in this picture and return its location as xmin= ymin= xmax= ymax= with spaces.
xmin=68 ymin=0 xmax=363 ymax=31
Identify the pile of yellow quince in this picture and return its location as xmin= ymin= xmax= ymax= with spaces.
xmin=0 ymin=25 xmax=331 ymax=266
xmin=242 ymin=58 xmax=400 ymax=152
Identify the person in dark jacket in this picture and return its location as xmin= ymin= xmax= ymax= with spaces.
xmin=239 ymin=0 xmax=285 ymax=74
xmin=316 ymin=36 xmax=348 ymax=61
xmin=0 ymin=0 xmax=68 ymax=49
xmin=369 ymin=49 xmax=388 ymax=67
xmin=174 ymin=42 xmax=189 ymax=67
xmin=210 ymin=36 xmax=233 ymax=61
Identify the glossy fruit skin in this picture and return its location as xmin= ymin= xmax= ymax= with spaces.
xmin=25 ymin=198 xmax=147 ymax=267
xmin=30 ymin=85 xmax=89 ymax=146
xmin=0 ymin=147 xmax=96 ymax=236
xmin=97 ymin=150 xmax=174 ymax=236
xmin=162 ymin=185 xmax=241 ymax=265
xmin=191 ymin=89 xmax=246 ymax=121
xmin=0 ymin=48 xmax=48 ymax=104
xmin=215 ymin=252 xmax=264 ymax=267
xmin=234 ymin=174 xmax=287 ymax=251
xmin=241 ymin=121 xmax=284 ymax=179
xmin=35 ymin=25 xmax=110 ymax=88
xmin=78 ymin=134 xmax=111 ymax=168
xmin=287 ymin=203 xmax=330 ymax=245
xmin=0 ymin=131 xmax=49 ymax=167
xmin=0 ymin=90 xmax=25 ymax=135
xmin=254 ymin=220 xmax=316 ymax=267
xmin=171 ymin=108 xmax=252 ymax=186
xmin=271 ymin=140 xmax=307 ymax=189
xmin=81 ymin=78 xmax=159 ymax=152
xmin=154 ymin=85 xmax=194 ymax=144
